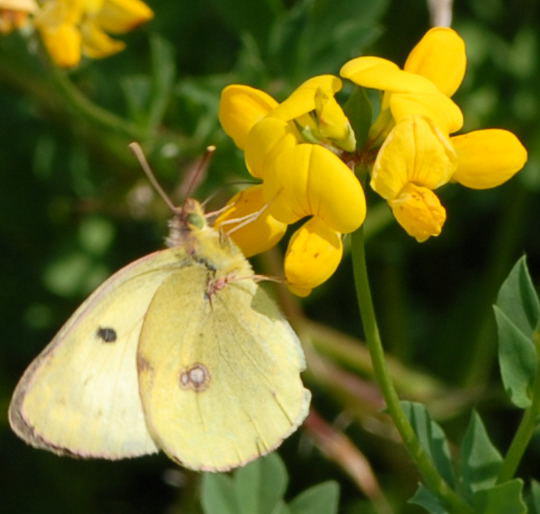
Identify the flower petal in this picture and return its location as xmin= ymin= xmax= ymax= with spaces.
xmin=404 ymin=27 xmax=466 ymax=97
xmin=340 ymin=56 xmax=437 ymax=94
xmin=39 ymin=23 xmax=82 ymax=67
xmin=244 ymin=116 xmax=297 ymax=178
xmin=81 ymin=21 xmax=125 ymax=58
xmin=219 ymin=85 xmax=278 ymax=150
xmin=390 ymin=91 xmax=463 ymax=134
xmin=95 ymin=0 xmax=153 ymax=34
xmin=215 ymin=185 xmax=287 ymax=257
xmin=389 ymin=183 xmax=446 ymax=242
xmin=451 ymin=129 xmax=527 ymax=189
xmin=265 ymin=143 xmax=366 ymax=233
xmin=371 ymin=116 xmax=457 ymax=200
xmin=285 ymin=217 xmax=343 ymax=297
xmin=271 ymin=74 xmax=342 ymax=121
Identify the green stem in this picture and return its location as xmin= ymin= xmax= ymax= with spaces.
xmin=50 ymin=68 xmax=146 ymax=141
xmin=351 ymin=227 xmax=473 ymax=514
xmin=497 ymin=332 xmax=540 ymax=483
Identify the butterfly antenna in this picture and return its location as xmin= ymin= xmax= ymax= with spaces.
xmin=181 ymin=145 xmax=216 ymax=204
xmin=129 ymin=142 xmax=177 ymax=213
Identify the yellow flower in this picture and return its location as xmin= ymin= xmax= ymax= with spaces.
xmin=341 ymin=27 xmax=527 ymax=242
xmin=0 ymin=0 xmax=37 ymax=33
xmin=34 ymin=0 xmax=153 ymax=67
xmin=218 ymin=76 xmax=365 ymax=295
xmin=340 ymin=28 xmax=466 ymax=141
xmin=214 ymin=185 xmax=287 ymax=258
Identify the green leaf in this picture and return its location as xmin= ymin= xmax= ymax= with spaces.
xmin=530 ymin=480 xmax=540 ymax=513
xmin=494 ymin=305 xmax=536 ymax=408
xmin=147 ymin=35 xmax=176 ymax=132
xmin=497 ymin=256 xmax=539 ymax=339
xmin=272 ymin=501 xmax=292 ymax=514
xmin=471 ymin=479 xmax=527 ymax=514
xmin=201 ymin=473 xmax=239 ymax=514
xmin=121 ymin=75 xmax=151 ymax=126
xmin=343 ymin=87 xmax=372 ymax=150
xmin=288 ymin=481 xmax=339 ymax=514
xmin=458 ymin=412 xmax=503 ymax=496
xmin=209 ymin=0 xmax=280 ymax=43
xmin=401 ymin=402 xmax=455 ymax=488
xmin=234 ymin=453 xmax=288 ymax=514
xmin=409 ymin=485 xmax=449 ymax=514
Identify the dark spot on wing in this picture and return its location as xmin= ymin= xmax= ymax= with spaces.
xmin=97 ymin=327 xmax=117 ymax=343
xmin=137 ymin=355 xmax=152 ymax=373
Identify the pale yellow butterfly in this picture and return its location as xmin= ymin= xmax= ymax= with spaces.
xmin=9 ymin=145 xmax=310 ymax=472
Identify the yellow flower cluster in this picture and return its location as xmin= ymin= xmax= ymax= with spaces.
xmin=217 ymin=76 xmax=366 ymax=296
xmin=341 ymin=27 xmax=527 ymax=242
xmin=0 ymin=0 xmax=153 ymax=67
xmin=217 ymin=27 xmax=527 ymax=296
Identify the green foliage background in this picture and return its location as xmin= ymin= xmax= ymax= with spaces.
xmin=1 ymin=0 xmax=540 ymax=512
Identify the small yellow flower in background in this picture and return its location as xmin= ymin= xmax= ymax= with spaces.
xmin=340 ymin=27 xmax=527 ymax=242
xmin=0 ymin=0 xmax=36 ymax=34
xmin=36 ymin=0 xmax=153 ymax=67
xmin=1 ymin=0 xmax=153 ymax=67
xmin=217 ymin=76 xmax=366 ymax=296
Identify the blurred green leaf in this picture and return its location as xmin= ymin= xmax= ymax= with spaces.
xmin=493 ymin=306 xmax=536 ymax=408
xmin=201 ymin=473 xmax=239 ymax=514
xmin=273 ymin=502 xmax=292 ymax=514
xmin=471 ymin=479 xmax=527 ymax=514
xmin=147 ymin=35 xmax=176 ymax=133
xmin=233 ymin=453 xmax=288 ymax=514
xmin=268 ymin=0 xmax=387 ymax=82
xmin=120 ymin=35 xmax=175 ymax=135
xmin=209 ymin=0 xmax=282 ymax=44
xmin=497 ymin=256 xmax=539 ymax=338
xmin=401 ymin=401 xmax=455 ymax=488
xmin=121 ymin=75 xmax=151 ymax=126
xmin=288 ymin=481 xmax=339 ymax=514
xmin=78 ymin=217 xmax=115 ymax=256
xmin=409 ymin=485 xmax=449 ymax=514
xmin=43 ymin=251 xmax=108 ymax=297
xmin=458 ymin=411 xmax=502 ymax=496
xmin=343 ymin=86 xmax=372 ymax=150
xmin=530 ymin=480 xmax=540 ymax=514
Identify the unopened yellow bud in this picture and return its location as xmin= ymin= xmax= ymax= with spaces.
xmin=314 ymin=88 xmax=356 ymax=151
xmin=389 ymin=183 xmax=446 ymax=242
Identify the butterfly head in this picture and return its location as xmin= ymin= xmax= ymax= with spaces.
xmin=166 ymin=198 xmax=209 ymax=247
xmin=178 ymin=198 xmax=207 ymax=231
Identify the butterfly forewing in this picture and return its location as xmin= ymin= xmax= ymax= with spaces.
xmin=9 ymin=248 xmax=187 ymax=459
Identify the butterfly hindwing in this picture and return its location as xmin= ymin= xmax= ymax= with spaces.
xmin=137 ymin=265 xmax=310 ymax=471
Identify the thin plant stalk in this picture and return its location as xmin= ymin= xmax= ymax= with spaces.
xmin=351 ymin=226 xmax=473 ymax=514
xmin=497 ymin=331 xmax=540 ymax=483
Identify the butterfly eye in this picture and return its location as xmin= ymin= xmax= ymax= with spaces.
xmin=186 ymin=212 xmax=206 ymax=230
xmin=96 ymin=327 xmax=117 ymax=343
